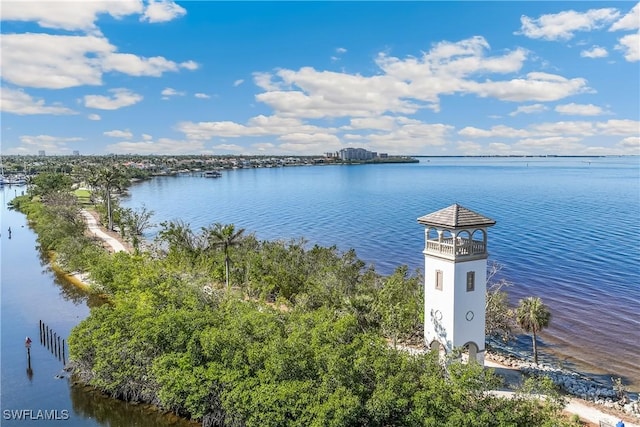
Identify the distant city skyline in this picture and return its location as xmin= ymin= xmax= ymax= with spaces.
xmin=1 ymin=1 xmax=638 ymax=156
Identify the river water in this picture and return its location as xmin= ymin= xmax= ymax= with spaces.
xmin=121 ymin=156 xmax=640 ymax=392
xmin=0 ymin=185 xmax=195 ymax=427
xmin=1 ymin=156 xmax=638 ymax=426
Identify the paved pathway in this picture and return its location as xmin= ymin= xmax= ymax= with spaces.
xmin=81 ymin=210 xmax=127 ymax=253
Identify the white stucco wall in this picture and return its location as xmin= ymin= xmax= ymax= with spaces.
xmin=424 ymin=255 xmax=487 ymax=354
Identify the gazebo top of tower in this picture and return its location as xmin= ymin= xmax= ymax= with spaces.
xmin=417 ymin=204 xmax=496 ymax=229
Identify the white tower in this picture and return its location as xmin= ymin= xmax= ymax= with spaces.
xmin=417 ymin=204 xmax=495 ymax=364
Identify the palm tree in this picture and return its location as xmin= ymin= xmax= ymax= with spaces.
xmin=206 ymin=223 xmax=245 ymax=289
xmin=93 ymin=167 xmax=126 ymax=231
xmin=516 ymin=296 xmax=551 ymax=365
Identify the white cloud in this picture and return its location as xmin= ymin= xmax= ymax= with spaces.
xmin=84 ymin=88 xmax=143 ymax=110
xmin=252 ymin=37 xmax=588 ymax=120
xmin=102 ymin=53 xmax=193 ymax=76
xmin=459 ymin=125 xmax=531 ymax=139
xmin=618 ymin=136 xmax=640 ymax=149
xmin=509 ymin=104 xmax=548 ymax=116
xmin=161 ymin=87 xmax=185 ymax=98
xmin=365 ymin=122 xmax=453 ymax=153
xmin=580 ymin=46 xmax=608 ymax=58
xmin=609 ymin=3 xmax=640 ymax=31
xmin=343 ymin=116 xmax=398 ymax=131
xmin=180 ymin=60 xmax=199 ymax=71
xmin=336 ymin=47 xmax=347 ymax=54
xmin=177 ymin=115 xmax=333 ymax=140
xmin=104 ymin=130 xmax=133 ymax=139
xmin=595 ymin=119 xmax=640 ymax=135
xmin=460 ymin=119 xmax=639 ymax=143
xmin=0 ymin=33 xmax=197 ymax=89
xmin=88 ymin=113 xmax=101 ymax=121
xmin=194 ymin=93 xmax=211 ymax=99
xmin=256 ymin=67 xmax=416 ymax=118
xmin=517 ymin=7 xmax=621 ymax=40
xmin=141 ymin=0 xmax=186 ymax=23
xmin=12 ymin=134 xmax=84 ymax=155
xmin=615 ymin=32 xmax=640 ymax=61
xmin=0 ymin=87 xmax=76 ymax=115
xmin=277 ymin=133 xmax=342 ymax=153
xmin=514 ymin=136 xmax=585 ymax=153
xmin=233 ymin=79 xmax=245 ymax=87
xmin=467 ymin=72 xmax=590 ymax=102
xmin=211 ymin=144 xmax=245 ymax=153
xmin=0 ymin=0 xmax=143 ymax=32
xmin=106 ymin=138 xmax=209 ymax=155
xmin=555 ymin=103 xmax=605 ymax=116
xmin=142 ymin=134 xmax=153 ymax=141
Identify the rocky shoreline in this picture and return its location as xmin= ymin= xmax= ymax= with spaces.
xmin=486 ymin=349 xmax=640 ymax=421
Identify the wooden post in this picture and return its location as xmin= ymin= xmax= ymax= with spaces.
xmin=57 ymin=336 xmax=62 ymax=360
xmin=25 ymin=337 xmax=33 ymax=380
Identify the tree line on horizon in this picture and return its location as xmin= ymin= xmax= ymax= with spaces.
xmin=7 ymin=171 xmax=563 ymax=427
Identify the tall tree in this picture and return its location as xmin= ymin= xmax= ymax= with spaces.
xmin=205 ymin=223 xmax=245 ymax=289
xmin=121 ymin=205 xmax=154 ymax=252
xmin=485 ymin=263 xmax=515 ymax=342
xmin=93 ymin=167 xmax=127 ymax=231
xmin=516 ymin=296 xmax=551 ymax=365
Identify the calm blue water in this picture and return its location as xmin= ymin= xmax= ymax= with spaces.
xmin=0 ymin=186 xmax=195 ymax=426
xmin=122 ymin=157 xmax=640 ymax=390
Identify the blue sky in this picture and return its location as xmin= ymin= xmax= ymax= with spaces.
xmin=1 ymin=1 xmax=638 ymax=156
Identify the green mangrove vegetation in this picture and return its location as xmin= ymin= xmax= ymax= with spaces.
xmin=8 ymin=172 xmax=577 ymax=427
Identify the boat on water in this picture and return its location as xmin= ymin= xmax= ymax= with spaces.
xmin=203 ymin=170 xmax=222 ymax=178
xmin=0 ymin=175 xmax=27 ymax=186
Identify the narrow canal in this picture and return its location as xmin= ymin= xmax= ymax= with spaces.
xmin=0 ymin=186 xmax=195 ymax=427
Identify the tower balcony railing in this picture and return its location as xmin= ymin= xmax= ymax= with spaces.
xmin=425 ymin=238 xmax=486 ymax=258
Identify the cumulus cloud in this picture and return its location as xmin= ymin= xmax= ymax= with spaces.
xmin=141 ymin=0 xmax=186 ymax=23
xmin=194 ymin=93 xmax=211 ymax=99
xmin=609 ymin=3 xmax=640 ymax=31
xmin=252 ymin=37 xmax=589 ymax=120
xmin=84 ymin=88 xmax=143 ymax=110
xmin=580 ymin=46 xmax=608 ymax=58
xmin=555 ymin=103 xmax=605 ymax=116
xmin=88 ymin=113 xmax=101 ymax=121
xmin=517 ymin=7 xmax=620 ymax=40
xmin=0 ymin=0 xmax=143 ymax=32
xmin=233 ymin=79 xmax=245 ymax=87
xmin=0 ymin=33 xmax=197 ymax=89
xmin=104 ymin=130 xmax=133 ymax=139
xmin=615 ymin=33 xmax=640 ymax=61
xmin=0 ymin=87 xmax=76 ymax=115
xmin=509 ymin=104 xmax=548 ymax=116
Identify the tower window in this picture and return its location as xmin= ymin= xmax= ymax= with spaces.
xmin=435 ymin=270 xmax=443 ymax=290
xmin=466 ymin=271 xmax=475 ymax=292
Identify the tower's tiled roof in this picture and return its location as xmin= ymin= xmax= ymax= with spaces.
xmin=417 ymin=204 xmax=496 ymax=228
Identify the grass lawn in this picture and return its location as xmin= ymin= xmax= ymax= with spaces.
xmin=74 ymin=188 xmax=93 ymax=206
